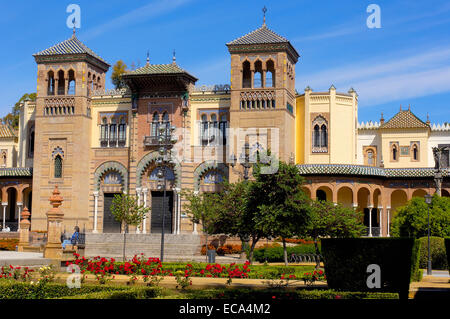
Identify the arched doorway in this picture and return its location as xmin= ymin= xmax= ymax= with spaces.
xmin=316 ymin=186 xmax=332 ymax=202
xmin=337 ymin=186 xmax=353 ymax=208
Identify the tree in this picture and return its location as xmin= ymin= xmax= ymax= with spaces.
xmin=182 ymin=190 xmax=221 ymax=262
xmin=3 ymin=93 xmax=36 ymax=129
xmin=111 ymin=193 xmax=150 ymax=261
xmin=111 ymin=60 xmax=128 ymax=89
xmin=307 ymin=199 xmax=365 ymax=267
xmin=253 ymin=161 xmax=312 ymax=266
xmin=391 ymin=195 xmax=450 ymax=238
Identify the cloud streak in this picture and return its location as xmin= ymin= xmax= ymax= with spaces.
xmin=297 ymin=46 xmax=450 ymax=107
xmin=81 ymin=0 xmax=193 ymax=40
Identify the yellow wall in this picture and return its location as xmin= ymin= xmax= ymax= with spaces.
xmin=295 ymin=95 xmax=305 ymax=164
xmin=380 ymin=128 xmax=429 ymax=168
xmin=90 ymin=96 xmax=132 ymax=147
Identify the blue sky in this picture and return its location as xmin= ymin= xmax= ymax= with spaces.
xmin=1 ymin=0 xmax=449 ymax=123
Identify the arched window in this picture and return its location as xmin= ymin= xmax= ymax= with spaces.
xmin=28 ymin=125 xmax=35 ymax=158
xmin=392 ymin=145 xmax=398 ymax=161
xmin=118 ymin=117 xmax=126 ymax=146
xmin=219 ymin=113 xmax=228 ymax=145
xmin=265 ymin=60 xmax=275 ymax=87
xmin=321 ymin=124 xmax=328 ymax=147
xmin=109 ymin=117 xmax=117 ymax=147
xmin=312 ymin=116 xmax=328 ymax=152
xmin=54 ymin=155 xmax=62 ymax=178
xmin=67 ymin=70 xmax=76 ymax=95
xmin=1 ymin=152 xmax=6 ymax=167
xmin=367 ymin=150 xmax=374 ymax=165
xmin=242 ymin=61 xmax=251 ymax=88
xmin=254 ymin=60 xmax=263 ymax=88
xmin=412 ymin=143 xmax=419 ymax=161
xmin=57 ymin=70 xmax=65 ymax=95
xmin=47 ymin=71 xmax=55 ymax=95
xmin=201 ymin=114 xmax=208 ymax=144
xmin=100 ymin=117 xmax=108 ymax=147
xmin=313 ymin=125 xmax=320 ymax=147
xmin=152 ymin=112 xmax=159 ymax=137
xmin=87 ymin=72 xmax=91 ymax=95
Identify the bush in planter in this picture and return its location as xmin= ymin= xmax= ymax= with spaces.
xmin=418 ymin=237 xmax=448 ymax=270
xmin=252 ymin=244 xmax=318 ymax=263
xmin=321 ymin=238 xmax=420 ymax=299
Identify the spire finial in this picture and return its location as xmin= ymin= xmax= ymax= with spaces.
xmin=400 ymin=104 xmax=402 ymax=111
xmin=172 ymin=49 xmax=176 ymax=64
xmin=408 ymin=104 xmax=411 ymax=111
xmin=262 ymin=6 xmax=267 ymax=26
xmin=146 ymin=50 xmax=149 ymax=65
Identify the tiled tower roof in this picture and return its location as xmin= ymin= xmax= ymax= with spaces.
xmin=381 ymin=109 xmax=429 ymax=129
xmin=227 ymin=24 xmax=289 ymax=45
xmin=33 ymin=34 xmax=109 ymax=66
xmin=126 ymin=63 xmax=190 ymax=76
xmin=0 ymin=167 xmax=32 ymax=177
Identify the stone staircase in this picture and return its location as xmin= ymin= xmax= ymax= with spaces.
xmin=84 ymin=233 xmax=202 ymax=259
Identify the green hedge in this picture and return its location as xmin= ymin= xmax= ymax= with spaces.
xmin=418 ymin=237 xmax=448 ymax=270
xmin=252 ymin=244 xmax=319 ymax=263
xmin=61 ymin=287 xmax=162 ymax=299
xmin=183 ymin=287 xmax=398 ymax=300
xmin=0 ymin=281 xmax=128 ymax=299
xmin=445 ymin=238 xmax=450 ymax=273
xmin=321 ymin=238 xmax=420 ymax=299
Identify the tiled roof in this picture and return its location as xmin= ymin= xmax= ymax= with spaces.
xmin=297 ymin=164 xmax=449 ymax=178
xmin=0 ymin=125 xmax=16 ymax=138
xmin=227 ymin=24 xmax=289 ymax=45
xmin=33 ymin=35 xmax=108 ymax=65
xmin=0 ymin=168 xmax=32 ymax=177
xmin=381 ymin=110 xmax=429 ymax=129
xmin=126 ymin=63 xmax=190 ymax=76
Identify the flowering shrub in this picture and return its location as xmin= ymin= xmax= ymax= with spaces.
xmin=175 ymin=264 xmax=193 ymax=290
xmin=38 ymin=265 xmax=55 ymax=284
xmin=281 ymin=238 xmax=315 ymax=245
xmin=201 ymin=244 xmax=243 ymax=255
xmin=0 ymin=266 xmax=34 ymax=282
xmin=302 ymin=269 xmax=326 ymax=286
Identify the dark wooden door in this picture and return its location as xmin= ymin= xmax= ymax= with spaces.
xmin=151 ymin=191 xmax=173 ymax=234
xmin=103 ymin=193 xmax=122 ymax=233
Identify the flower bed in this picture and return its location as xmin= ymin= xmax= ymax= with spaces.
xmin=0 ymin=239 xmax=19 ymax=251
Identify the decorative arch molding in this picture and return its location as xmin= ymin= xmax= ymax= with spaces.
xmin=94 ymin=161 xmax=128 ymax=191
xmin=136 ymin=151 xmax=181 ymax=188
xmin=193 ymin=161 xmax=229 ymax=191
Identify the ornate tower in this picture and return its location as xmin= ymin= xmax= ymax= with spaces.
xmin=31 ymin=32 xmax=110 ymax=231
xmin=226 ymin=13 xmax=299 ymax=168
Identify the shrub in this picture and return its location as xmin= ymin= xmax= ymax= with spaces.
xmin=445 ymin=238 xmax=450 ymax=273
xmin=321 ymin=238 xmax=420 ymax=299
xmin=185 ymin=288 xmax=398 ymax=300
xmin=252 ymin=244 xmax=319 ymax=263
xmin=0 ymin=282 xmax=127 ymax=299
xmin=418 ymin=237 xmax=448 ymax=270
xmin=0 ymin=239 xmax=18 ymax=251
xmin=62 ymin=287 xmax=162 ymax=299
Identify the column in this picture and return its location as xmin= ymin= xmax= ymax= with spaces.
xmin=16 ymin=202 xmax=23 ymax=232
xmin=192 ymin=191 xmax=198 ymax=234
xmin=136 ymin=187 xmax=141 ymax=234
xmin=142 ymin=188 xmax=148 ymax=234
xmin=177 ymin=189 xmax=182 ymax=234
xmin=174 ymin=188 xmax=181 ymax=235
xmin=93 ymin=191 xmax=99 ymax=233
xmin=378 ymin=206 xmax=383 ymax=237
xmin=1 ymin=202 xmax=7 ymax=231
xmin=368 ymin=205 xmax=373 ymax=237
xmin=386 ymin=206 xmax=391 ymax=237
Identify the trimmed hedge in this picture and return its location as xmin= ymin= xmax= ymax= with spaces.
xmin=418 ymin=237 xmax=448 ymax=270
xmin=321 ymin=238 xmax=420 ymax=299
xmin=252 ymin=244 xmax=319 ymax=263
xmin=61 ymin=287 xmax=162 ymax=299
xmin=0 ymin=281 xmax=128 ymax=299
xmin=183 ymin=287 xmax=398 ymax=300
xmin=445 ymin=238 xmax=450 ymax=273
